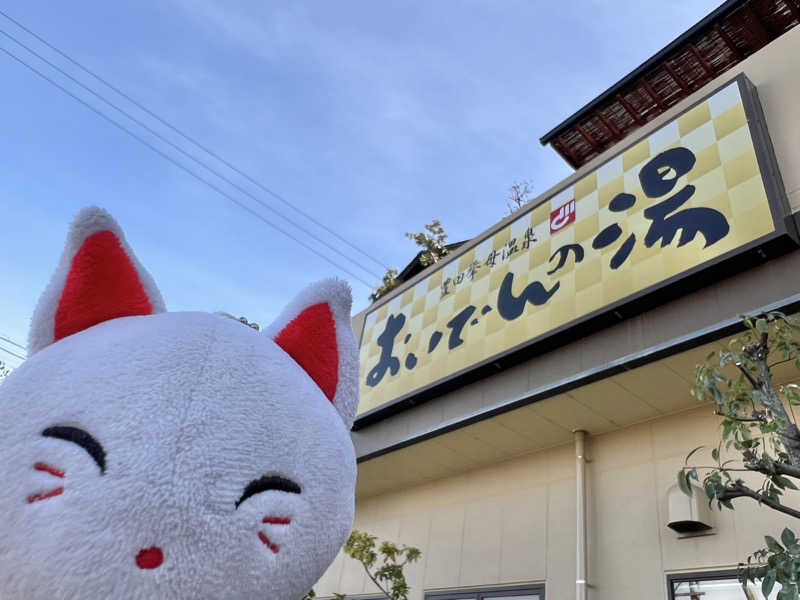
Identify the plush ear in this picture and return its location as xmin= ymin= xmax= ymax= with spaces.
xmin=265 ymin=279 xmax=358 ymax=430
xmin=28 ymin=206 xmax=165 ymax=356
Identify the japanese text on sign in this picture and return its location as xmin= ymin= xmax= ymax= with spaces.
xmin=357 ymin=77 xmax=782 ymax=417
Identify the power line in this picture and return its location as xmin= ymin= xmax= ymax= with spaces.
xmin=0 ymin=9 xmax=391 ymax=274
xmin=0 ymin=45 xmax=378 ymax=289
xmin=0 ymin=27 xmax=384 ymax=283
xmin=0 ymin=335 xmax=25 ymax=350
xmin=0 ymin=344 xmax=25 ymax=361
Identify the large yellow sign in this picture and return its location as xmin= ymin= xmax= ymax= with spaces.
xmin=357 ymin=76 xmax=791 ymax=419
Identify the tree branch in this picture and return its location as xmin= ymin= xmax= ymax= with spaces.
xmin=744 ymin=333 xmax=800 ymax=464
xmin=767 ymin=357 xmax=795 ymax=370
xmin=736 ymin=362 xmax=760 ymax=389
xmin=680 ymin=465 xmax=753 ymax=472
xmin=359 ymin=561 xmax=392 ymax=599
xmin=714 ymin=410 xmax=766 ymax=423
xmin=744 ymin=458 xmax=800 ymax=480
xmin=719 ymin=481 xmax=800 ymax=519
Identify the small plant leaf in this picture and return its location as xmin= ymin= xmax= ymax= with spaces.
xmin=781 ymin=527 xmax=797 ymax=548
xmin=765 ymin=535 xmax=784 ymax=553
xmin=762 ymin=571 xmax=776 ymax=597
xmin=677 ymin=470 xmax=692 ymax=496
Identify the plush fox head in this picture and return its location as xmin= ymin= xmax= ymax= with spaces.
xmin=0 ymin=207 xmax=358 ymax=599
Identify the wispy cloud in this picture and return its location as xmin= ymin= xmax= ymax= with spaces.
xmin=0 ymin=0 xmax=723 ymax=333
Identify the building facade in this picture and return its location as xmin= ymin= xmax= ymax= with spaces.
xmin=319 ymin=3 xmax=800 ymax=598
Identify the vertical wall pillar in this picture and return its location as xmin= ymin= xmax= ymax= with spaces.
xmin=575 ymin=430 xmax=588 ymax=600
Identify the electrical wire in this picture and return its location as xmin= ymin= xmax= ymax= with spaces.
xmin=0 ymin=344 xmax=25 ymax=361
xmin=0 ymin=335 xmax=25 ymax=350
xmin=0 ymin=27 xmax=384 ymax=283
xmin=0 ymin=9 xmax=391 ymax=273
xmin=0 ymin=45 xmax=378 ymax=289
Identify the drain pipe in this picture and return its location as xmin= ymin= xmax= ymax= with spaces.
xmin=575 ymin=430 xmax=588 ymax=600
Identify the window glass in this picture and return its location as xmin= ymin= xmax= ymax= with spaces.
xmin=672 ymin=576 xmax=780 ymax=599
xmin=426 ymin=586 xmax=543 ymax=600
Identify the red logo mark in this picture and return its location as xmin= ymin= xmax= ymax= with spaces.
xmin=550 ymin=200 xmax=576 ymax=233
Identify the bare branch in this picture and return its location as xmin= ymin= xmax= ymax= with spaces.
xmin=714 ymin=410 xmax=766 ymax=423
xmin=359 ymin=561 xmax=392 ymax=599
xmin=719 ymin=481 xmax=800 ymax=519
xmin=767 ymin=357 xmax=795 ymax=369
xmin=744 ymin=458 xmax=800 ymax=480
xmin=743 ymin=332 xmax=800 ymax=463
xmin=760 ymin=332 xmax=769 ymax=350
xmin=736 ymin=362 xmax=760 ymax=389
xmin=680 ymin=465 xmax=752 ymax=472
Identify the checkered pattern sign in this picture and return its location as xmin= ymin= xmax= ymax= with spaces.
xmin=358 ymin=77 xmax=781 ymax=416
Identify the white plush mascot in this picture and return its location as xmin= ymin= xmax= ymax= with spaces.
xmin=0 ymin=206 xmax=358 ymax=599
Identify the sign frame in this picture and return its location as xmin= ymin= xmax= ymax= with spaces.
xmin=354 ymin=73 xmax=797 ymax=429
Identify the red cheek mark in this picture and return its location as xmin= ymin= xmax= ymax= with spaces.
xmin=135 ymin=547 xmax=164 ymax=569
xmin=27 ymin=488 xmax=64 ymax=503
xmin=34 ymin=462 xmax=65 ymax=478
xmin=262 ymin=517 xmax=291 ymax=525
xmin=258 ymin=532 xmax=280 ymax=554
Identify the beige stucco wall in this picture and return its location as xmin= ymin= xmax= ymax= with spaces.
xmin=320 ymin=405 xmax=799 ymax=599
xmin=352 ymin=22 xmax=800 ymax=459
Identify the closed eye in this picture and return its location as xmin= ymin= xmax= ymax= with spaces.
xmin=235 ymin=475 xmax=301 ymax=509
xmin=42 ymin=426 xmax=106 ymax=475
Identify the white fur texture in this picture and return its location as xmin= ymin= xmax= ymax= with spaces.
xmin=0 ymin=208 xmax=357 ymax=600
xmin=266 ymin=278 xmax=358 ymax=430
xmin=27 ymin=206 xmax=166 ymax=356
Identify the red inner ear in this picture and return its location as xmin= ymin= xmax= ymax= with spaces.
xmin=274 ymin=303 xmax=338 ymax=402
xmin=54 ymin=230 xmax=154 ymax=342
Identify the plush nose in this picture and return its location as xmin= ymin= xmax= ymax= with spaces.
xmin=136 ymin=546 xmax=164 ymax=569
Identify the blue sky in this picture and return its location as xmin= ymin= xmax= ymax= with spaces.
xmin=0 ymin=0 xmax=722 ymax=367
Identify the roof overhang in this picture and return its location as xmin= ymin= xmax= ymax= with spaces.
xmin=539 ymin=0 xmax=799 ymax=168
xmin=355 ymin=296 xmax=800 ymax=499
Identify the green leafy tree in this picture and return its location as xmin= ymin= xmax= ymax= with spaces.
xmin=370 ymin=219 xmax=450 ymax=303
xmin=303 ymin=529 xmax=421 ymax=600
xmin=679 ymin=311 xmax=800 ymax=599
xmin=369 ymin=268 xmax=400 ymax=303
xmin=370 ymin=176 xmax=534 ymax=303
xmin=404 ymin=219 xmax=449 ymax=267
